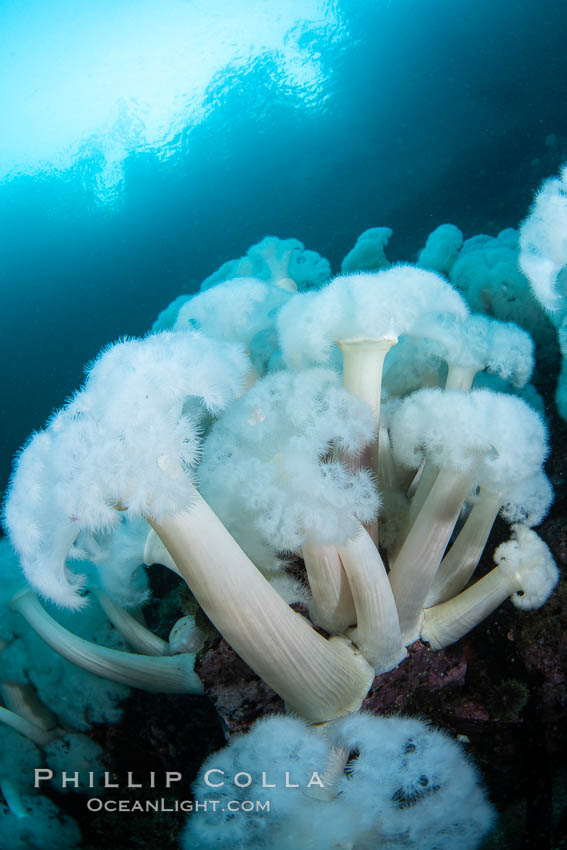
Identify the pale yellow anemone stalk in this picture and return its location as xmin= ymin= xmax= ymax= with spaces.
xmin=421 ymin=525 xmax=558 ymax=649
xmin=10 ymin=591 xmax=203 ymax=695
xmin=337 ymin=337 xmax=398 ymax=431
xmin=150 ymin=489 xmax=375 ymax=722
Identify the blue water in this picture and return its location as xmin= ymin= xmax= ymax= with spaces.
xmin=0 ymin=0 xmax=566 ymax=495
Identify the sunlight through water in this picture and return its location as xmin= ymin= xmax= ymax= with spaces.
xmin=0 ymin=0 xmax=345 ymax=201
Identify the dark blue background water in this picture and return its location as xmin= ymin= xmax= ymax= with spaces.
xmin=1 ymin=0 xmax=566 ymax=500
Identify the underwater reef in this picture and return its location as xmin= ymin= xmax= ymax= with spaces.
xmin=1 ymin=166 xmax=567 ymax=849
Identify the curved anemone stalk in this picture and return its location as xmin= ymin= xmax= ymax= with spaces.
xmin=421 ymin=525 xmax=558 ymax=649
xmin=0 ymin=705 xmax=54 ymax=747
xmin=404 ymin=463 xmax=439 ymax=534
xmin=0 ymin=681 xmax=58 ymax=732
xmin=302 ymin=540 xmax=356 ymax=635
xmin=337 ymin=524 xmax=406 ymax=673
xmin=149 ymin=490 xmax=375 ymax=723
xmin=95 ymin=591 xmax=171 ymax=657
xmin=422 ymin=569 xmax=518 ymax=651
xmin=143 ymin=528 xmax=181 ymax=574
xmin=0 ymin=775 xmax=31 ymax=819
xmin=425 ymin=490 xmax=503 ymax=606
xmin=10 ymin=592 xmax=203 ymax=694
xmin=0 ymin=691 xmax=56 ymax=818
xmin=388 ymin=467 xmax=475 ymax=644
